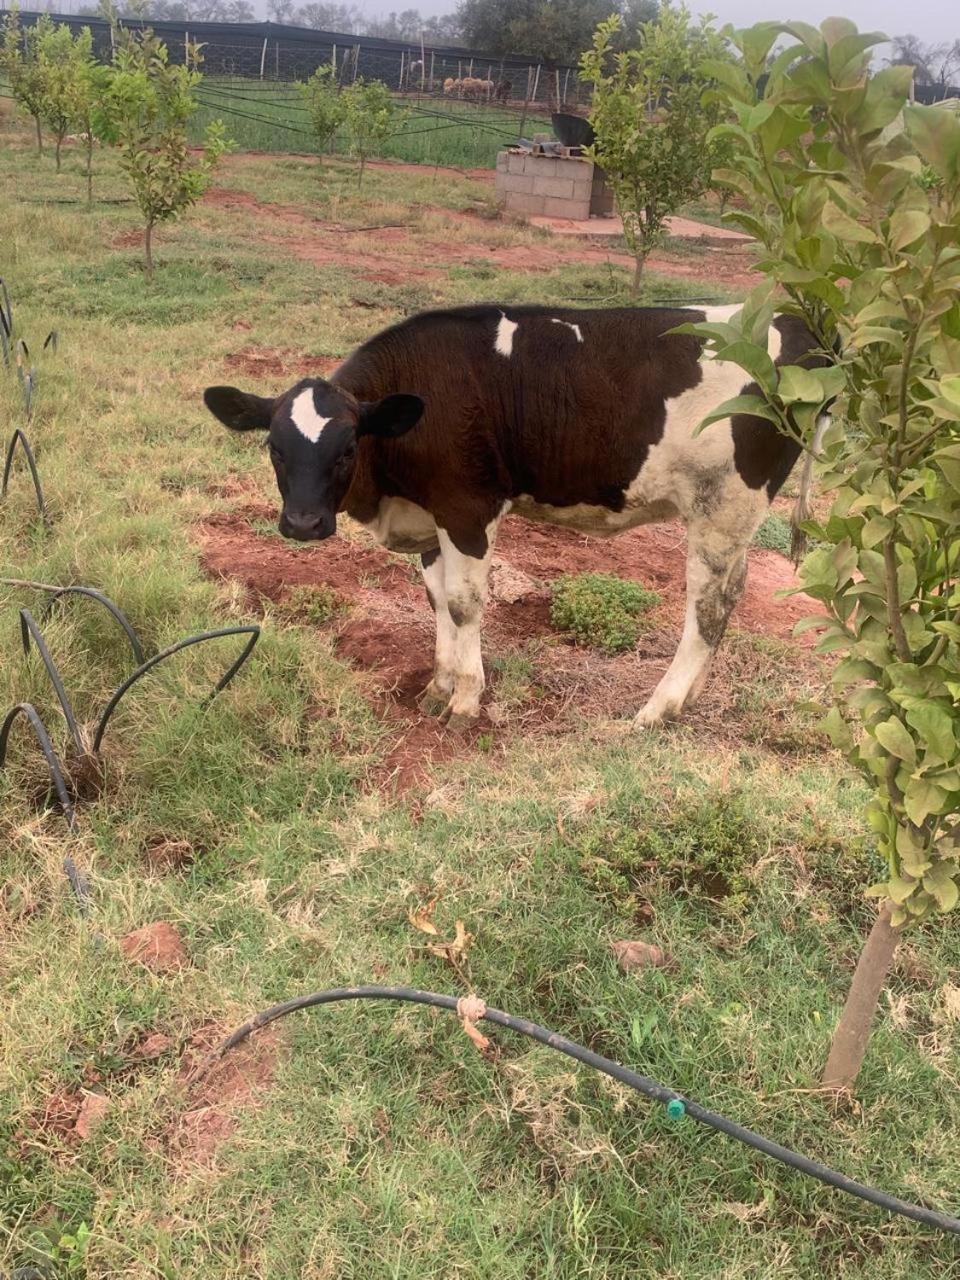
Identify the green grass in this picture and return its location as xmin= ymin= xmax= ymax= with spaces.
xmin=753 ymin=512 xmax=793 ymax=556
xmin=191 ymin=78 xmax=531 ymax=168
xmin=550 ymin=572 xmax=661 ymax=653
xmin=2 ymin=106 xmax=960 ymax=1280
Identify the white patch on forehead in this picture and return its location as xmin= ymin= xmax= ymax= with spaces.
xmin=290 ymin=388 xmax=331 ymax=443
xmin=551 ymin=318 xmax=583 ymax=342
xmin=495 ymin=312 xmax=518 ymax=357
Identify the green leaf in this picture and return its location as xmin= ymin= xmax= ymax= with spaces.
xmin=904 ymin=777 xmax=946 ymax=825
xmin=860 ymin=514 xmax=893 ymax=548
xmin=905 ymin=103 xmax=960 ymax=185
xmin=887 ymin=873 xmax=918 ymax=904
xmin=821 ymin=201 xmax=879 ymax=244
xmin=922 ymin=862 xmax=960 ymax=912
xmin=903 ymin=700 xmax=957 ymax=760
xmin=696 ymin=393 xmax=782 ymax=432
xmin=714 ymin=339 xmax=777 ymax=392
xmin=874 ymin=716 xmax=917 ymax=764
xmin=777 ymin=364 xmax=828 ymax=404
xmin=889 ymin=208 xmax=930 ymax=251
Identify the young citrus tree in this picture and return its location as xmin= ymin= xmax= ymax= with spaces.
xmin=1 ymin=8 xmax=53 ymax=157
xmin=341 ymin=78 xmax=403 ymax=188
xmin=684 ymin=19 xmax=960 ymax=1088
xmin=298 ymin=62 xmax=345 ymax=162
xmin=98 ymin=28 xmax=229 ymax=279
xmin=36 ymin=22 xmax=94 ymax=174
xmin=579 ymin=6 xmax=730 ymax=289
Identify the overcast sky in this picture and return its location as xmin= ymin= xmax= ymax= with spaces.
xmin=345 ymin=1 xmax=954 ymax=49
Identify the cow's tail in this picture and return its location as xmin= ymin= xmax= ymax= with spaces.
xmin=790 ymin=413 xmax=830 ymax=566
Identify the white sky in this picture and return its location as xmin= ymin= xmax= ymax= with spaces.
xmin=347 ymin=1 xmax=955 ymax=49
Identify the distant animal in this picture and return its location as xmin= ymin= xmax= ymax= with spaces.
xmin=494 ymin=78 xmax=512 ymax=102
xmin=204 ymin=303 xmax=827 ymax=727
xmin=460 ymin=76 xmax=493 ymax=98
xmin=442 ymin=76 xmax=459 ymax=95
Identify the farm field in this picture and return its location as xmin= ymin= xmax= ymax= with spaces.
xmin=190 ymin=78 xmax=545 ymax=168
xmin=2 ymin=105 xmax=960 ymax=1280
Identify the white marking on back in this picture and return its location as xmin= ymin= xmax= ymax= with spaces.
xmin=551 ymin=318 xmax=583 ymax=342
xmin=290 ymin=388 xmax=331 ymax=443
xmin=495 ymin=313 xmax=518 ymax=357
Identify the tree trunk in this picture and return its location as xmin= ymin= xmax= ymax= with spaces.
xmin=822 ymin=901 xmax=902 ymax=1090
xmin=35 ymin=115 xmax=43 ymax=156
xmin=55 ymin=133 xmax=63 ymax=174
xmin=144 ymin=221 xmax=154 ymax=280
xmin=632 ymin=253 xmax=647 ymax=293
xmin=86 ymin=134 xmax=93 ymax=207
xmin=357 ymin=153 xmax=365 ymax=188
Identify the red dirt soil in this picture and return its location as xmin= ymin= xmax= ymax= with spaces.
xmin=197 ymin=503 xmax=821 ymax=790
xmin=172 ymin=1024 xmax=279 ymax=1166
xmin=201 ymin=183 xmax=761 ymax=292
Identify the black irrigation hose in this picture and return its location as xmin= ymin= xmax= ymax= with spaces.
xmin=2 ymin=430 xmax=49 ymax=525
xmin=19 ymin=608 xmax=83 ymax=753
xmin=92 ymin=624 xmax=261 ymax=753
xmin=0 ymin=702 xmax=89 ymax=913
xmin=219 ymin=986 xmax=960 ymax=1239
xmin=38 ymin=586 xmax=145 ymax=665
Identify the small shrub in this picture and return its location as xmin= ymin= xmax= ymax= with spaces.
xmin=276 ymin=584 xmax=345 ymax=626
xmin=550 ymin=572 xmax=660 ymax=654
xmin=752 ymin=513 xmax=792 ymax=556
xmin=297 ymin=62 xmax=345 ymax=160
xmin=575 ymin=790 xmax=763 ymax=911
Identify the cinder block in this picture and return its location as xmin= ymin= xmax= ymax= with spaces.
xmin=543 ymin=195 xmax=591 ymax=219
xmin=571 ymin=178 xmax=592 ymax=202
xmin=499 ymin=174 xmax=536 ymax=194
xmin=505 ymin=191 xmax=547 ymax=215
xmin=526 ymin=155 xmax=559 ymax=177
xmin=507 ymin=153 xmax=528 ymax=175
xmin=537 ymin=177 xmax=576 ymax=200
xmin=496 ymin=151 xmax=509 ymax=171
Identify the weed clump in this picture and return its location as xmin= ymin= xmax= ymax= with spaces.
xmin=276 ymin=585 xmax=346 ymax=626
xmin=576 ymin=790 xmax=763 ymax=910
xmin=550 ymin=572 xmax=660 ymax=654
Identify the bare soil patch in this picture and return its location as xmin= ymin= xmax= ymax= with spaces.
xmin=196 ymin=504 xmax=822 ymax=790
xmin=201 ymin=184 xmax=760 ymax=292
xmin=171 ymin=1024 xmax=280 ymax=1166
xmin=225 ymin=345 xmax=339 ymax=381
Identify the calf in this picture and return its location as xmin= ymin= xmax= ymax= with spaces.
xmin=204 ymin=304 xmax=822 ymax=727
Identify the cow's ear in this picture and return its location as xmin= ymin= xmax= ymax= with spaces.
xmin=356 ymin=394 xmax=425 ymax=439
xmin=204 ymin=385 xmax=275 ymax=432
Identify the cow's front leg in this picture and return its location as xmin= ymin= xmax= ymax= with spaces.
xmin=419 ymin=546 xmax=457 ymax=717
xmin=436 ymin=522 xmax=500 ymax=728
xmin=636 ymin=522 xmax=750 ymax=727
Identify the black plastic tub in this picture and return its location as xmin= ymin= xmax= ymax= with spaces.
xmin=551 ymin=112 xmax=595 ymax=149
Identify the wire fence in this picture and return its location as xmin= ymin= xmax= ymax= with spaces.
xmin=2 ymin=11 xmax=589 ymax=110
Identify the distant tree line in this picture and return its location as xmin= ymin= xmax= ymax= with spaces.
xmin=74 ymin=0 xmax=660 ymax=65
xmin=890 ymin=34 xmax=960 ymax=91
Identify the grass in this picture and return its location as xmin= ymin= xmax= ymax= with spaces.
xmin=2 ymin=104 xmax=960 ymax=1279
xmin=551 ymin=572 xmax=661 ymax=653
xmin=191 ymin=78 xmax=533 ymax=168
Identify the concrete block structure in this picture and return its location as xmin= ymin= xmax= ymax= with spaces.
xmin=495 ymin=149 xmax=615 ymax=221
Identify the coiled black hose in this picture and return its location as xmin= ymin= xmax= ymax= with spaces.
xmin=218 ymin=985 xmax=960 ymax=1238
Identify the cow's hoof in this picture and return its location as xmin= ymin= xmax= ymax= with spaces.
xmin=444 ymin=710 xmax=479 ymax=732
xmin=634 ymin=701 xmax=675 ymax=728
xmin=418 ymin=687 xmax=451 ymax=717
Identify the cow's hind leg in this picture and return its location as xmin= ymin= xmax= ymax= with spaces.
xmin=419 ymin=546 xmax=457 ymax=717
xmin=636 ymin=520 xmax=750 ymax=727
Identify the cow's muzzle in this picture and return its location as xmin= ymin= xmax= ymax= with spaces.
xmin=279 ymin=510 xmax=336 ymax=542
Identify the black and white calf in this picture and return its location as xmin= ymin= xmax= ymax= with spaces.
xmin=204 ymin=303 xmax=823 ymax=726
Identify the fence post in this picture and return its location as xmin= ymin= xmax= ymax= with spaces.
xmin=420 ymin=31 xmax=426 ymax=94
xmin=429 ymin=50 xmax=435 ymax=93
xmin=531 ymin=63 xmax=541 ymax=106
xmin=259 ymin=36 xmax=267 ymax=80
xmin=353 ymin=43 xmax=360 ymax=82
xmin=399 ymin=49 xmax=405 ymax=90
xmin=562 ymin=68 xmax=570 ymax=106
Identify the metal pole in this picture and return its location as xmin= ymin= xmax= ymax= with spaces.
xmin=563 ymin=68 xmax=570 ymax=106
xmin=259 ymin=36 xmax=267 ymax=80
xmin=420 ymin=30 xmax=426 ymax=94
xmin=430 ymin=50 xmax=435 ymax=93
xmin=531 ymin=63 xmax=541 ymax=106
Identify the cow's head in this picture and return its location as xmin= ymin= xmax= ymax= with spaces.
xmin=203 ymin=378 xmax=424 ymax=541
